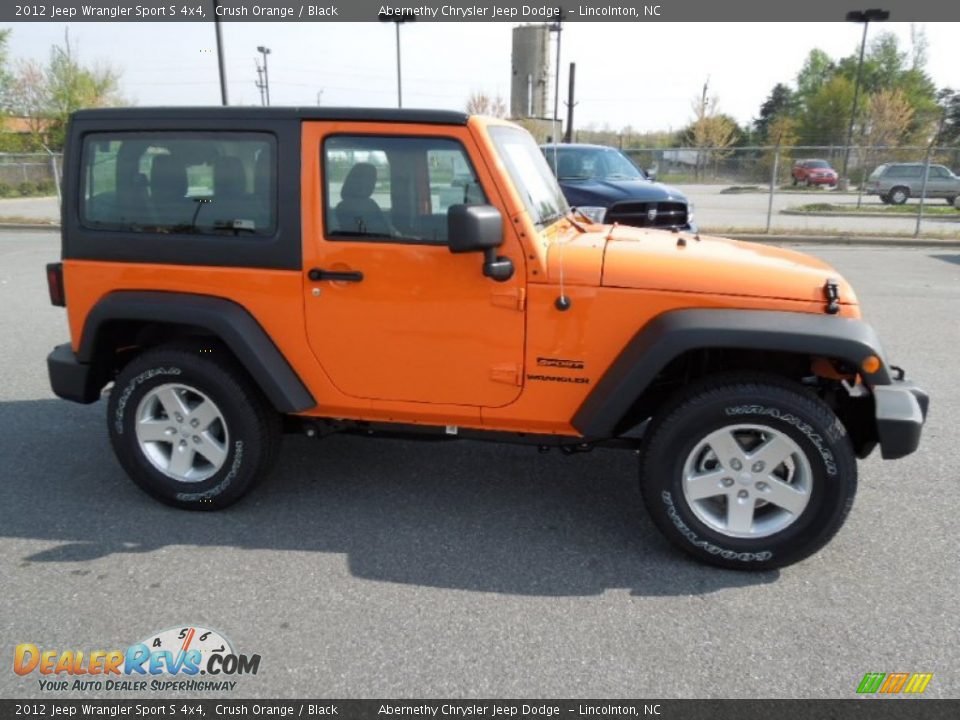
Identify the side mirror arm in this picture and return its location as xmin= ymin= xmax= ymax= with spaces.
xmin=482 ymin=248 xmax=514 ymax=282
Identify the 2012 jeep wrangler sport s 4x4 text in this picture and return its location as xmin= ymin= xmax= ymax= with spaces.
xmin=46 ymin=107 xmax=928 ymax=570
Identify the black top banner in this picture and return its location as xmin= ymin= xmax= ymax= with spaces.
xmin=1 ymin=700 xmax=959 ymax=719
xmin=4 ymin=0 xmax=960 ymax=23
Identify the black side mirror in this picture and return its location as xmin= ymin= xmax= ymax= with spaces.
xmin=447 ymin=204 xmax=514 ymax=282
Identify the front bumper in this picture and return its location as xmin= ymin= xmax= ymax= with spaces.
xmin=47 ymin=343 xmax=102 ymax=404
xmin=874 ymin=380 xmax=929 ymax=460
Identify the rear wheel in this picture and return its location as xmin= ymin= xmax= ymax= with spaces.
xmin=946 ymin=195 xmax=957 ymax=207
xmin=879 ymin=194 xmax=891 ymax=204
xmin=639 ymin=373 xmax=857 ymax=570
xmin=107 ymin=343 xmax=281 ymax=510
xmin=889 ymin=186 xmax=910 ymax=205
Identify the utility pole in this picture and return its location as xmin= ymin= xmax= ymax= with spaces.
xmin=548 ymin=19 xmax=562 ymax=144
xmin=564 ymin=62 xmax=577 ymax=143
xmin=316 ymin=89 xmax=324 ymax=106
xmin=212 ymin=0 xmax=228 ymax=105
xmin=254 ymin=61 xmax=266 ymax=106
xmin=256 ymin=45 xmax=271 ymax=106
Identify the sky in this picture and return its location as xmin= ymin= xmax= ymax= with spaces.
xmin=6 ymin=21 xmax=959 ymax=132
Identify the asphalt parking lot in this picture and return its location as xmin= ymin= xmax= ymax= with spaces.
xmin=1 ymin=230 xmax=957 ymax=699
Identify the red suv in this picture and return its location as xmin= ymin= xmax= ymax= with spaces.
xmin=792 ymin=159 xmax=838 ymax=187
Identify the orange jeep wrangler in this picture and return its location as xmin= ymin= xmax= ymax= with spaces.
xmin=46 ymin=107 xmax=927 ymax=569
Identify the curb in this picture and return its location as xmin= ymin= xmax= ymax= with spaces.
xmin=781 ymin=209 xmax=960 ymax=222
xmin=724 ymin=233 xmax=960 ymax=248
xmin=0 ymin=223 xmax=59 ymax=231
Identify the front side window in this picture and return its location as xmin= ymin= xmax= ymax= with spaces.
xmin=81 ymin=133 xmax=276 ymax=236
xmin=323 ymin=135 xmax=486 ymax=244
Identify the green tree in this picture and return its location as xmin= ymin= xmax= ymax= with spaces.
xmin=797 ymin=75 xmax=854 ymax=146
xmin=796 ymin=49 xmax=836 ymax=104
xmin=937 ymin=88 xmax=960 ymax=146
xmin=5 ymin=30 xmax=123 ymax=150
xmin=754 ymin=83 xmax=797 ymax=141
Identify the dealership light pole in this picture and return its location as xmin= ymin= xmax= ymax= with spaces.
xmin=840 ymin=8 xmax=889 ymax=185
xmin=380 ymin=13 xmax=415 ymax=108
xmin=212 ymin=0 xmax=228 ymax=105
xmin=257 ymin=45 xmax=271 ymax=106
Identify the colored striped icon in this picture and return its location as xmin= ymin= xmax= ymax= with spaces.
xmin=856 ymin=672 xmax=933 ymax=694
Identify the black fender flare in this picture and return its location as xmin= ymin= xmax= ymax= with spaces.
xmin=572 ymin=308 xmax=890 ymax=438
xmin=78 ymin=291 xmax=315 ymax=413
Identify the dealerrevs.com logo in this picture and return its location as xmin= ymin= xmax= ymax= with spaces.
xmin=14 ymin=625 xmax=261 ymax=693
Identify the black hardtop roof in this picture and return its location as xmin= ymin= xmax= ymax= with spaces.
xmin=70 ymin=106 xmax=470 ymax=125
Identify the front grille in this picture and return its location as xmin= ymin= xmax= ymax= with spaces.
xmin=605 ymin=201 xmax=688 ymax=228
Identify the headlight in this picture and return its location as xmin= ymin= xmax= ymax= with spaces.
xmin=686 ymin=201 xmax=694 ymax=224
xmin=575 ymin=206 xmax=607 ymax=224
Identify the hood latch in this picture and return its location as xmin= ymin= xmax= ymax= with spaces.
xmin=823 ymin=279 xmax=840 ymax=315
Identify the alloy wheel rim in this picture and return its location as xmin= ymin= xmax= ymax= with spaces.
xmin=681 ymin=423 xmax=813 ymax=539
xmin=134 ymin=383 xmax=229 ymax=483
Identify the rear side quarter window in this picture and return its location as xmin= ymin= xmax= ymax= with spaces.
xmin=80 ymin=132 xmax=277 ymax=237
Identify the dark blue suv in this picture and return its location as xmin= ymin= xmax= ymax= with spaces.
xmin=541 ymin=143 xmax=694 ymax=230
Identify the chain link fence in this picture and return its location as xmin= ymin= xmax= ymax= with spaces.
xmin=615 ymin=145 xmax=960 ymax=237
xmin=620 ymin=145 xmax=960 ymax=187
xmin=0 ymin=153 xmax=63 ymax=200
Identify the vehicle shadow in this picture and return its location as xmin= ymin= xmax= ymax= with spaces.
xmin=930 ymin=254 xmax=960 ymax=266
xmin=1 ymin=399 xmax=778 ymax=597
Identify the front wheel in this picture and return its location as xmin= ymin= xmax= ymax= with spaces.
xmin=107 ymin=343 xmax=281 ymax=510
xmin=639 ymin=374 xmax=857 ymax=570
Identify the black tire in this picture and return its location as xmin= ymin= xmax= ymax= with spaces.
xmin=946 ymin=196 xmax=957 ymax=207
xmin=889 ymin=186 xmax=910 ymax=205
xmin=792 ymin=176 xmax=798 ymax=186
xmin=107 ymin=342 xmax=281 ymax=510
xmin=639 ymin=373 xmax=857 ymax=570
xmin=879 ymin=194 xmax=891 ymax=204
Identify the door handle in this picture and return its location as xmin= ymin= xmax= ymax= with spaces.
xmin=308 ymin=268 xmax=364 ymax=282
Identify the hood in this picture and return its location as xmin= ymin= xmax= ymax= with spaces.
xmin=546 ymin=225 xmax=857 ymax=306
xmin=558 ymin=177 xmax=687 ymax=206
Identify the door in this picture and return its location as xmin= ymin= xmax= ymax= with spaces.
xmin=301 ymin=123 xmax=526 ymax=408
xmin=925 ymin=166 xmax=951 ymax=198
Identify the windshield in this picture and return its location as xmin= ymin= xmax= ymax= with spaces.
xmin=806 ymin=160 xmax=830 ymax=169
xmin=489 ymin=126 xmax=569 ymax=228
xmin=544 ymin=146 xmax=645 ymax=181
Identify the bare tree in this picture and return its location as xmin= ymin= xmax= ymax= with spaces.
xmin=689 ymin=79 xmax=738 ymax=179
xmin=465 ymin=91 xmax=507 ymax=118
xmin=863 ymin=88 xmax=915 ymax=148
